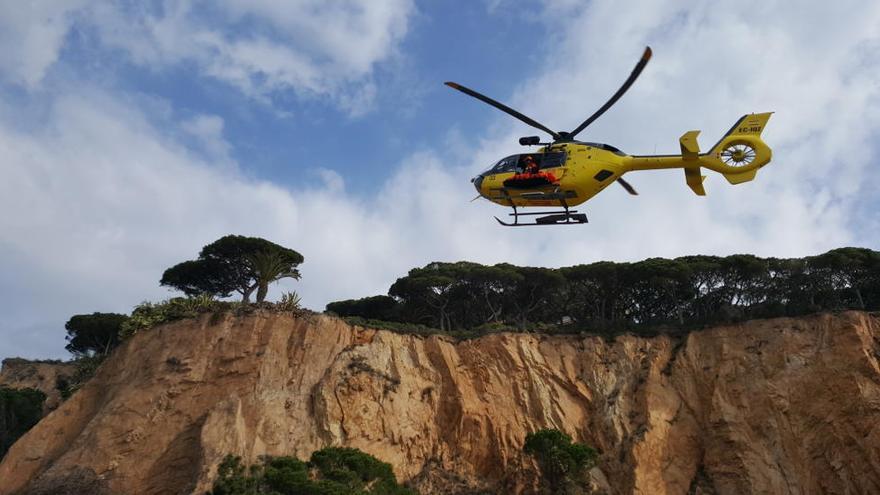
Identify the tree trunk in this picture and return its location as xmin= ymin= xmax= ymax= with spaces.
xmin=256 ymin=281 xmax=269 ymax=302
xmin=241 ymin=283 xmax=257 ymax=303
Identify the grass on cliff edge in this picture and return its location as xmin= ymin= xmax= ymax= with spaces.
xmin=120 ymin=293 xmax=311 ymax=339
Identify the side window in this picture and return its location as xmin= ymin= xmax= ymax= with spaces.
xmin=539 ymin=152 xmax=567 ymax=169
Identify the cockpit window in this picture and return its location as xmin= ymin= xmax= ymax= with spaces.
xmin=534 ymin=152 xmax=567 ymax=169
xmin=485 ymin=152 xmax=568 ymax=175
xmin=490 ymin=155 xmax=520 ymax=173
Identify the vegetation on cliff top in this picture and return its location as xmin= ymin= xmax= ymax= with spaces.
xmin=209 ymin=447 xmax=417 ymax=495
xmin=161 ymin=235 xmax=304 ymax=303
xmin=32 ymin=246 xmax=880 ymax=408
xmin=46 ymin=236 xmax=308 ymax=404
xmin=327 ymin=247 xmax=880 ymax=338
xmin=64 ymin=312 xmax=129 ymax=358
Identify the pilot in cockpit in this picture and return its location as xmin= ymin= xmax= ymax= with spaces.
xmin=523 ymin=155 xmax=539 ymax=175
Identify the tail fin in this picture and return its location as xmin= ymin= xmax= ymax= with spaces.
xmin=708 ymin=112 xmax=773 ymax=155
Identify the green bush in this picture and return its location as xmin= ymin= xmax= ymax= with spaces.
xmin=120 ymin=296 xmax=231 ymax=338
xmin=209 ymin=447 xmax=417 ymax=495
xmin=1 ymin=387 xmax=46 ymax=459
xmin=119 ymin=295 xmax=312 ymax=340
xmin=55 ymin=355 xmax=104 ymax=400
xmin=523 ymin=429 xmax=597 ymax=494
xmin=277 ymin=291 xmax=304 ymax=312
xmin=326 ymin=295 xmax=400 ymax=321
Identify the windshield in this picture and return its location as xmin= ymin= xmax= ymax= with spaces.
xmin=489 ymin=155 xmax=520 ymax=174
xmin=485 ymin=152 xmax=567 ymax=174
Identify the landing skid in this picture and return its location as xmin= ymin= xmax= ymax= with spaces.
xmin=494 ymin=206 xmax=588 ymax=227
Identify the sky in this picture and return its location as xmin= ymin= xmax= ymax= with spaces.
xmin=1 ymin=0 xmax=879 ymax=360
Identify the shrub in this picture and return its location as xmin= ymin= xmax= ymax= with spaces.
xmin=326 ymin=295 xmax=400 ymax=321
xmin=119 ymin=295 xmax=312 ymax=339
xmin=120 ymin=296 xmax=222 ymax=338
xmin=208 ymin=447 xmax=417 ymax=495
xmin=56 ymin=355 xmax=104 ymax=400
xmin=1 ymin=387 xmax=46 ymax=459
xmin=277 ymin=291 xmax=303 ymax=312
xmin=523 ymin=428 xmax=598 ymax=494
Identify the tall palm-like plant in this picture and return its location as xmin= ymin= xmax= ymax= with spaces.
xmin=247 ymin=250 xmax=302 ymax=302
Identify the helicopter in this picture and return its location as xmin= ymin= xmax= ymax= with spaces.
xmin=446 ymin=47 xmax=773 ymax=226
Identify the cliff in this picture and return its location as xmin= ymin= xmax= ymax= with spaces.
xmin=1 ymin=311 xmax=879 ymax=494
xmin=0 ymin=359 xmax=76 ymax=413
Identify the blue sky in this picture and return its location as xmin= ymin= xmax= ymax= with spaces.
xmin=1 ymin=0 xmax=879 ymax=359
xmin=46 ymin=1 xmax=546 ymax=190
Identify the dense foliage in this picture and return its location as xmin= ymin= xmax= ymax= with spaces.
xmin=210 ymin=447 xmax=417 ymax=495
xmin=0 ymin=387 xmax=46 ymax=460
xmin=326 ymin=248 xmax=880 ymax=336
xmin=64 ymin=312 xmax=129 ymax=357
xmin=523 ymin=429 xmax=597 ymax=494
xmin=161 ymin=235 xmax=304 ymax=302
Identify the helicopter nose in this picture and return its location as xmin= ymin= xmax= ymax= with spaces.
xmin=471 ymin=174 xmax=484 ymax=195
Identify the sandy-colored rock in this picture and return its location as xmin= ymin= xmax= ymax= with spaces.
xmin=0 ymin=358 xmax=76 ymax=413
xmin=1 ymin=311 xmax=879 ymax=494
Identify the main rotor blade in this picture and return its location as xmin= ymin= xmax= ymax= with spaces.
xmin=445 ymin=82 xmax=560 ymax=140
xmin=567 ymin=46 xmax=652 ymax=140
xmin=617 ymin=177 xmax=638 ymax=195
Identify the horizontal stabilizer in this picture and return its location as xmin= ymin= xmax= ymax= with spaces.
xmin=684 ymin=167 xmax=706 ymax=195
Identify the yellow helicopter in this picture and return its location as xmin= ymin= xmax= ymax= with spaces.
xmin=446 ymin=47 xmax=773 ymax=226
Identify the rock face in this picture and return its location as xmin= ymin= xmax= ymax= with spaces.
xmin=1 ymin=311 xmax=879 ymax=494
xmin=0 ymin=358 xmax=76 ymax=413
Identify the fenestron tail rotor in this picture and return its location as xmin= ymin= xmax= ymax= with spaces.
xmin=720 ymin=143 xmax=757 ymax=167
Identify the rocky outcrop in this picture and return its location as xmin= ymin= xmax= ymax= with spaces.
xmin=0 ymin=358 xmax=76 ymax=413
xmin=1 ymin=311 xmax=879 ymax=494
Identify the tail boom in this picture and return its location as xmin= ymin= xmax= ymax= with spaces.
xmin=624 ymin=112 xmax=773 ymax=194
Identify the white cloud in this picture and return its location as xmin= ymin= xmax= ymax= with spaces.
xmin=85 ymin=0 xmax=413 ymax=113
xmin=0 ymin=0 xmax=413 ymax=114
xmin=0 ymin=0 xmax=88 ymax=87
xmin=181 ymin=114 xmax=232 ymax=163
